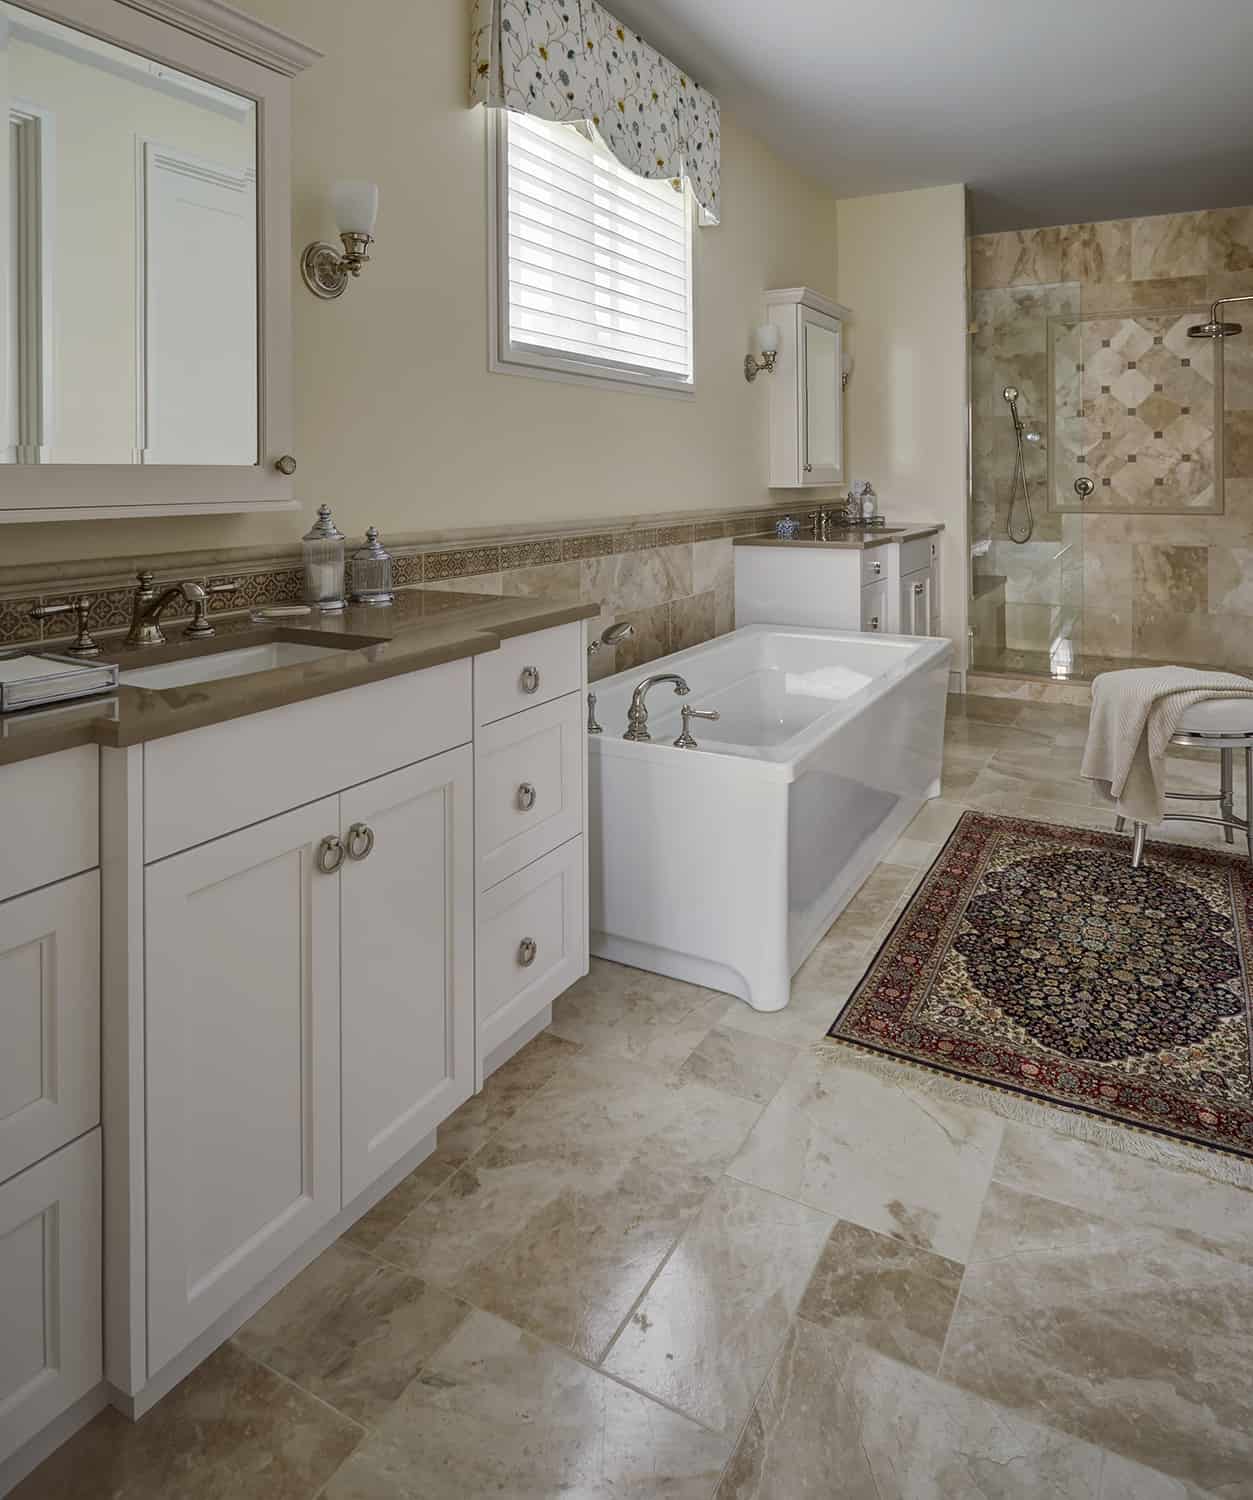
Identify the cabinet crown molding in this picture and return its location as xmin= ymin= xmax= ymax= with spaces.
xmin=763 ymin=286 xmax=853 ymax=322
xmin=117 ymin=0 xmax=322 ymax=75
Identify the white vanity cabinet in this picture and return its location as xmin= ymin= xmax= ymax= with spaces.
xmin=764 ymin=287 xmax=850 ymax=489
xmin=0 ymin=748 xmax=103 ymax=1469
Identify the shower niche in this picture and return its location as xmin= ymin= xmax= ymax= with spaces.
xmin=1048 ymin=308 xmax=1223 ymax=515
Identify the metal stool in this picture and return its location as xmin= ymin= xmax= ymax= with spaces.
xmin=1115 ymin=698 xmax=1253 ymax=868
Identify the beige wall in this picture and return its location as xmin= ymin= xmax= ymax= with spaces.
xmin=834 ymin=184 xmax=969 ymax=663
xmin=4 ymin=0 xmax=840 ymax=569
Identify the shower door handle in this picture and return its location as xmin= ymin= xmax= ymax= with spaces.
xmin=1074 ymin=476 xmax=1095 ymax=501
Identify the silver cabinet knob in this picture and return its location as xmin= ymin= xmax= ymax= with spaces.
xmin=871 ymin=560 xmax=881 ymax=575
xmin=869 ymin=616 xmax=880 ymax=631
xmin=914 ymin=582 xmax=925 ymax=595
xmin=519 ymin=665 xmax=541 ymax=695
xmin=345 ymin=823 xmax=375 ymax=861
xmin=517 ymin=782 xmax=537 ymax=812
xmin=275 ymin=454 xmax=297 ymax=476
xmin=804 ymin=463 xmax=813 ymax=473
xmin=316 ymin=835 xmax=345 ymax=874
xmin=518 ymin=938 xmax=538 ymax=967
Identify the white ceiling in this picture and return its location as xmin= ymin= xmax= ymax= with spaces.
xmin=606 ymin=0 xmax=1253 ymax=233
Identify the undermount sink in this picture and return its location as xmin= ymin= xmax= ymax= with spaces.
xmin=119 ymin=641 xmax=351 ymax=690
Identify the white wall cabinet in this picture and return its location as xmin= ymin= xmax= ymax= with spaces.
xmin=341 ymin=750 xmax=474 ymax=1204
xmin=764 ymin=287 xmax=850 ymax=489
xmin=0 ymin=1131 xmax=101 ymax=1461
xmin=144 ymin=797 xmax=342 ymax=1374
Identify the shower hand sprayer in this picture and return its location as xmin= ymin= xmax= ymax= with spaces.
xmin=1002 ymin=386 xmax=1040 ymax=544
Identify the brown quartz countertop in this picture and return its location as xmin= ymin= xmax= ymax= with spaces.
xmin=733 ymin=522 xmax=944 ymax=551
xmin=0 ymin=589 xmax=599 ymax=768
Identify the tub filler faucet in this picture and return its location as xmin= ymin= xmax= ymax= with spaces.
xmin=623 ymin=673 xmax=689 ymax=742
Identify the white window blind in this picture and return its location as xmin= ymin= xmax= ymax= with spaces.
xmin=498 ymin=111 xmax=694 ymax=390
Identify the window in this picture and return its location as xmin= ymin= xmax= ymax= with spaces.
xmin=492 ymin=111 xmax=694 ymax=393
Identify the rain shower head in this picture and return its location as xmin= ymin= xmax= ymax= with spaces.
xmin=1187 ymin=295 xmax=1252 ymax=339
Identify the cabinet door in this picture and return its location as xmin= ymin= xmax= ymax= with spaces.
xmin=0 ymin=871 xmax=99 ymax=1186
xmin=929 ymin=542 xmax=942 ymax=632
xmin=861 ymin=577 xmax=890 ymax=633
xmin=902 ymin=569 xmax=932 ymax=636
xmin=144 ymin=798 xmax=340 ymax=1374
xmin=0 ymin=1131 xmax=101 ymax=1461
xmin=340 ymin=748 xmax=474 ymax=1205
xmin=800 ymin=308 xmax=843 ymax=486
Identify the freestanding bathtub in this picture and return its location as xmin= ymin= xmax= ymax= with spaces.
xmin=589 ymin=625 xmax=951 ymax=1011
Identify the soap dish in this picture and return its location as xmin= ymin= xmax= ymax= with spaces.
xmin=249 ymin=606 xmax=314 ymax=622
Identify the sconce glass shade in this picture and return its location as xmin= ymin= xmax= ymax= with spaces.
xmin=756 ymin=322 xmax=780 ymax=355
xmin=332 ymin=179 xmax=379 ymax=236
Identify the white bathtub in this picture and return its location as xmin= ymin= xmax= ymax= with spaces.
xmin=589 ymin=625 xmax=951 ymax=1011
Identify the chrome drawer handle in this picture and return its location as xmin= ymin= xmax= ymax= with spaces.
xmin=316 ymin=835 xmax=345 ymax=874
xmin=871 ymin=561 xmax=881 ymax=575
xmin=517 ymin=782 xmax=537 ymax=812
xmin=345 ymin=823 xmax=375 ymax=861
xmin=518 ymin=937 xmax=538 ymax=967
xmin=519 ymin=666 xmax=541 ymax=695
xmin=914 ymin=582 xmax=925 ymax=596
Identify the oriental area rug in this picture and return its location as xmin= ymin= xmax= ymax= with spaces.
xmin=829 ymin=811 xmax=1253 ymax=1160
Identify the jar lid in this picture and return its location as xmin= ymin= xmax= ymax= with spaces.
xmin=302 ymin=503 xmax=344 ymax=543
xmin=350 ymin=525 xmax=391 ymax=563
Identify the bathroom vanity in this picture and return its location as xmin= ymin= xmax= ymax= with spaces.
xmin=733 ymin=525 xmax=944 ymax=637
xmin=0 ymin=591 xmax=596 ymax=1489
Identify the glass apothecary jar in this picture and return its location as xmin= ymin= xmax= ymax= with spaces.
xmin=302 ymin=504 xmax=346 ymax=612
xmin=349 ymin=526 xmax=395 ymax=606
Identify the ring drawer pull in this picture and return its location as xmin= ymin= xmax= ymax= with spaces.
xmin=871 ymin=560 xmax=881 ymax=575
xmin=519 ymin=665 xmax=541 ymax=695
xmin=346 ymin=823 xmax=375 ymax=861
xmin=518 ymin=937 xmax=538 ymax=967
xmin=517 ymin=782 xmax=537 ymax=812
xmin=913 ymin=582 xmax=925 ymax=596
xmin=316 ymin=835 xmax=345 ymax=875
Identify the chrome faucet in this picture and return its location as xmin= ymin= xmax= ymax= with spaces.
xmin=623 ymin=673 xmax=689 ymax=742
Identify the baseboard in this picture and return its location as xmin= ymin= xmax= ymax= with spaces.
xmin=0 ymin=1385 xmax=110 ymax=1498
xmin=113 ymin=1128 xmax=438 ymax=1421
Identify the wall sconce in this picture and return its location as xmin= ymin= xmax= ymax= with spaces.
xmin=841 ymin=351 xmax=854 ymax=391
xmin=744 ymin=323 xmax=780 ymax=382
xmin=301 ymin=179 xmax=379 ymax=300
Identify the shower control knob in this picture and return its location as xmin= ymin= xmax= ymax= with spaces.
xmin=1074 ymin=476 xmax=1095 ymax=501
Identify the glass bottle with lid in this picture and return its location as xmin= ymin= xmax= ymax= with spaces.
xmin=349 ymin=526 xmax=395 ymax=606
xmin=302 ymin=504 xmax=346 ymax=612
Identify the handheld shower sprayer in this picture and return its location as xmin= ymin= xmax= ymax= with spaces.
xmin=1002 ymin=385 xmax=1035 ymax=544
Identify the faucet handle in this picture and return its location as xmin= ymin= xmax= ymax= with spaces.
xmin=674 ymin=704 xmax=720 ymax=749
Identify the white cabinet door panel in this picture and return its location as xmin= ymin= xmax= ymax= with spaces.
xmin=0 ymin=871 xmax=99 ymax=1186
xmin=860 ymin=578 xmax=890 ymax=634
xmin=340 ymin=749 xmax=474 ymax=1205
xmin=476 ymin=693 xmax=582 ymax=892
xmin=0 ymin=1130 xmax=101 ymax=1462
xmin=144 ymin=798 xmax=340 ymax=1374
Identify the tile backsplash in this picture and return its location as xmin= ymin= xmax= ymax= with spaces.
xmin=0 ymin=504 xmax=804 ymax=677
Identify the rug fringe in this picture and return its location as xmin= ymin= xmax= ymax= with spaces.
xmin=820 ymin=1038 xmax=1253 ymax=1192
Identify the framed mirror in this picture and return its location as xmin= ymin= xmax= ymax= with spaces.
xmin=0 ymin=0 xmax=318 ymax=521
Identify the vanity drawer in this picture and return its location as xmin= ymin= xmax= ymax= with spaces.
xmin=859 ymin=550 xmax=889 ymax=587
xmin=0 ymin=746 xmax=98 ymax=904
xmin=143 ymin=660 xmax=471 ymax=862
xmin=476 ymin=693 xmax=583 ymax=891
xmin=474 ymin=623 xmax=583 ymax=727
xmin=900 ymin=535 xmax=936 ymax=576
xmin=476 ymin=837 xmax=585 ymax=1061
xmin=0 ymin=871 xmax=100 ymax=1187
xmin=861 ymin=578 xmax=890 ymax=633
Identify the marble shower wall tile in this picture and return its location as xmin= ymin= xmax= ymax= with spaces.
xmin=970 ymin=226 xmax=1062 ymax=289
xmin=1131 ymin=211 xmax=1212 ymax=280
xmin=1132 ymin=544 xmax=1208 ymax=612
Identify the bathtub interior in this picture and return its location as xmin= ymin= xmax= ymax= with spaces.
xmin=593 ymin=627 xmax=931 ymax=758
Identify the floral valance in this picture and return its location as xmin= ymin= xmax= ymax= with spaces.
xmin=471 ymin=0 xmax=721 ymax=225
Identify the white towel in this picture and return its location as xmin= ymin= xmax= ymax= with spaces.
xmin=1081 ymin=667 xmax=1253 ymax=825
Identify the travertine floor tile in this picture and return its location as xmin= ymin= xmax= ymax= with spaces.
xmin=374 ymin=1053 xmax=761 ymax=1361
xmin=603 ymin=1177 xmax=833 ymax=1433
xmin=343 ymin=1030 xmax=578 ymax=1252
xmin=1098 ymin=1451 xmax=1220 ymax=1499
xmin=13 ymin=1343 xmax=361 ymax=1500
xmin=729 ymin=1049 xmax=1004 ymax=1261
xmin=797 ymin=1219 xmax=964 ymax=1375
xmin=716 ymin=1319 xmax=1107 ymax=1500
xmin=232 ymin=1242 xmax=468 ymax=1426
xmin=676 ymin=1024 xmax=797 ymax=1104
xmin=321 ymin=1309 xmax=732 ymax=1500
xmin=549 ymin=958 xmax=728 ymax=1069
xmin=942 ymin=1180 xmax=1253 ymax=1492
xmin=994 ymin=1121 xmax=1253 ymax=1269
